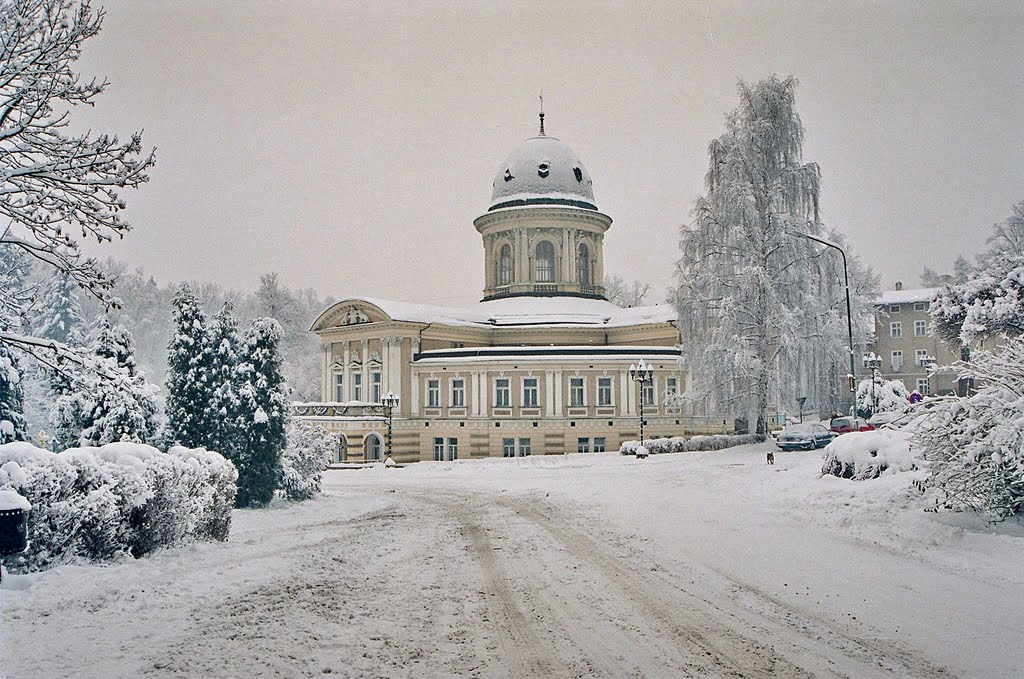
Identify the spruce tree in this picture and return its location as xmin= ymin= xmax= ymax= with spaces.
xmin=235 ymin=318 xmax=288 ymax=507
xmin=207 ymin=300 xmax=242 ymax=455
xmin=33 ymin=271 xmax=84 ymax=344
xmin=165 ymin=286 xmax=215 ymax=448
xmin=50 ymin=317 xmax=159 ymax=448
xmin=0 ymin=343 xmax=28 ymax=443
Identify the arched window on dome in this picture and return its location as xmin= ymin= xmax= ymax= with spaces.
xmin=535 ymin=241 xmax=555 ymax=283
xmin=578 ymin=243 xmax=591 ymax=286
xmin=498 ymin=243 xmax=513 ymax=286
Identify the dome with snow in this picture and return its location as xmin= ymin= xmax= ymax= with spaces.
xmin=489 ymin=131 xmax=597 ymax=212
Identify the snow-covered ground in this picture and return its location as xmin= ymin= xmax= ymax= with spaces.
xmin=3 ymin=443 xmax=1023 ymax=678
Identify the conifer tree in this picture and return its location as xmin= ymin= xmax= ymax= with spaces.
xmin=0 ymin=343 xmax=28 ymax=443
xmin=50 ymin=317 xmax=159 ymax=448
xmin=206 ymin=300 xmax=242 ymax=455
xmin=234 ymin=318 xmax=288 ymax=507
xmin=165 ymin=286 xmax=215 ymax=448
xmin=33 ymin=271 xmax=84 ymax=344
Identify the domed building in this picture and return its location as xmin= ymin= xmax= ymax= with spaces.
xmin=300 ymin=114 xmax=691 ymax=462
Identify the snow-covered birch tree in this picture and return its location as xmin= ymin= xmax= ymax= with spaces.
xmin=674 ymin=76 xmax=860 ymax=436
xmin=0 ymin=0 xmax=155 ymax=360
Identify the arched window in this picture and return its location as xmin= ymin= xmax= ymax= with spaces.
xmin=337 ymin=434 xmax=348 ymax=463
xmin=578 ymin=243 xmax=591 ymax=286
xmin=364 ymin=434 xmax=382 ymax=461
xmin=535 ymin=241 xmax=555 ymax=283
xmin=498 ymin=243 xmax=513 ymax=286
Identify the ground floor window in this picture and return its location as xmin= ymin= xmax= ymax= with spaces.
xmin=502 ymin=437 xmax=515 ymax=458
xmin=365 ymin=434 xmax=382 ymax=461
xmin=916 ymin=378 xmax=930 ymax=395
xmin=434 ymin=437 xmax=458 ymax=461
xmin=518 ymin=438 xmax=531 ymax=456
xmin=337 ymin=434 xmax=348 ymax=463
xmin=593 ymin=437 xmax=606 ymax=453
xmin=577 ymin=437 xmax=590 ymax=453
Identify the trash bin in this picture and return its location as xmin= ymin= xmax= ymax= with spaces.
xmin=0 ymin=490 xmax=30 ymax=557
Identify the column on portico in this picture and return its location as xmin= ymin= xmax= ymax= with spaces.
xmin=342 ymin=341 xmax=351 ymax=401
xmin=553 ymin=369 xmax=563 ymax=416
xmin=618 ymin=368 xmax=629 ymax=416
xmin=545 ymin=369 xmax=555 ymax=416
xmin=361 ymin=339 xmax=370 ymax=402
xmin=321 ymin=344 xmax=330 ymax=401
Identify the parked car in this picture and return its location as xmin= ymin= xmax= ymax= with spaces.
xmin=867 ymin=411 xmax=903 ymax=428
xmin=776 ymin=423 xmax=836 ymax=451
xmin=829 ymin=416 xmax=874 ymax=434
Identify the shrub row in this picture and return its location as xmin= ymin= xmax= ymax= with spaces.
xmin=619 ymin=433 xmax=763 ymax=455
xmin=0 ymin=441 xmax=237 ymax=573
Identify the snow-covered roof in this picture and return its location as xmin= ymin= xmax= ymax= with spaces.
xmin=877 ymin=287 xmax=940 ymax=305
xmin=312 ymin=295 xmax=676 ymax=332
xmin=489 ymin=134 xmax=596 ymax=212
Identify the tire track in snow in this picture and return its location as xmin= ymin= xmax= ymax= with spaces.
xmin=496 ymin=495 xmax=803 ymax=679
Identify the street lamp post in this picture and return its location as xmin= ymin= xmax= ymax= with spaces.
xmin=790 ymin=230 xmax=857 ymax=415
xmin=628 ymin=359 xmax=654 ymax=448
xmin=862 ymin=352 xmax=883 ymax=417
xmin=381 ymin=391 xmax=399 ymax=461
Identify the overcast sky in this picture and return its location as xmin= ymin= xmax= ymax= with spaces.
xmin=74 ymin=1 xmax=1023 ymax=307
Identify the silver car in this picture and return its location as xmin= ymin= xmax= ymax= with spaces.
xmin=776 ymin=423 xmax=835 ymax=451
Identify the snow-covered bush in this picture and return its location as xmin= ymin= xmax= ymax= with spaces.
xmin=820 ymin=429 xmax=917 ymax=480
xmin=277 ymin=422 xmax=333 ymax=501
xmin=619 ymin=433 xmax=760 ymax=455
xmin=913 ymin=337 xmax=1024 ymax=520
xmin=0 ymin=441 xmax=236 ymax=572
xmin=855 ymin=377 xmax=911 ymax=418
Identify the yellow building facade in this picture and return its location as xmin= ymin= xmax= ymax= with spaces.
xmin=300 ymin=117 xmax=690 ymax=463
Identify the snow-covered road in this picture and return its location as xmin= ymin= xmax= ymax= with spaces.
xmin=3 ymin=445 xmax=1023 ymax=678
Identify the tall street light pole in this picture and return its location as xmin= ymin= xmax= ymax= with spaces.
xmin=628 ymin=359 xmax=654 ymax=448
xmin=382 ymin=391 xmax=399 ymax=461
xmin=790 ymin=230 xmax=857 ymax=415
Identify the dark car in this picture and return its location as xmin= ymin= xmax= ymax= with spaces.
xmin=830 ymin=416 xmax=874 ymax=434
xmin=776 ymin=423 xmax=836 ymax=451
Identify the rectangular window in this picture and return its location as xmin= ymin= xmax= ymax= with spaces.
xmin=495 ymin=378 xmax=511 ymax=407
xmin=914 ymin=302 xmax=928 ymax=312
xmin=332 ymin=373 xmax=344 ymax=402
xmin=351 ymin=373 xmax=362 ymax=401
xmin=890 ymin=322 xmax=902 ymax=338
xmin=891 ymin=350 xmax=903 ymax=370
xmin=916 ymin=378 xmax=930 ymax=395
xmin=666 ymin=377 xmax=678 ymax=395
xmin=642 ymin=378 xmax=655 ymax=406
xmin=577 ymin=437 xmax=590 ymax=453
xmin=570 ymin=377 xmax=585 ymax=407
xmin=427 ymin=379 xmax=440 ymax=408
xmin=502 ymin=437 xmax=516 ymax=458
xmin=914 ymin=320 xmax=927 ymax=337
xmin=597 ymin=377 xmax=613 ymax=406
xmin=433 ymin=437 xmax=444 ymax=461
xmin=448 ymin=437 xmax=458 ymax=461
xmin=371 ymin=371 xmax=382 ymax=403
xmin=517 ymin=437 xmax=531 ymax=456
xmin=451 ymin=378 xmax=465 ymax=407
xmin=889 ymin=304 xmax=901 ymax=313
xmin=522 ymin=377 xmax=539 ymax=407
xmin=916 ymin=349 xmax=929 ymax=366
xmin=593 ymin=437 xmax=606 ymax=453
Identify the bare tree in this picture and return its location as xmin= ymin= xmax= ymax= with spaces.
xmin=0 ymin=0 xmax=155 ymax=353
xmin=603 ymin=274 xmax=651 ymax=307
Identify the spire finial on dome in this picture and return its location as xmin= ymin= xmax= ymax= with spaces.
xmin=538 ymin=91 xmax=545 ymax=136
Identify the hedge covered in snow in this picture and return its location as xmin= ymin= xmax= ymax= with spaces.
xmin=277 ymin=422 xmax=333 ymax=501
xmin=619 ymin=433 xmax=762 ymax=456
xmin=820 ymin=429 xmax=918 ymax=480
xmin=0 ymin=441 xmax=237 ymax=573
